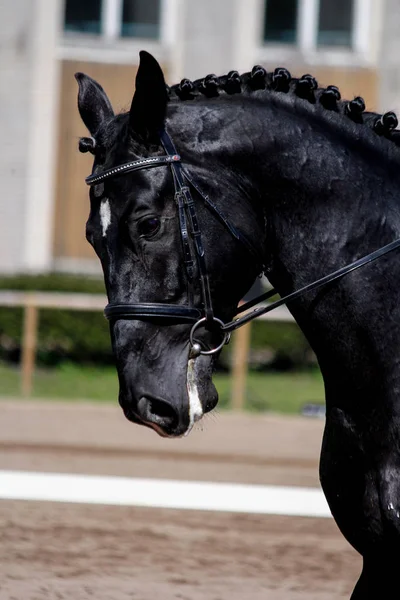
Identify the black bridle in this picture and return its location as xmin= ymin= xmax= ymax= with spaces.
xmin=86 ymin=129 xmax=400 ymax=356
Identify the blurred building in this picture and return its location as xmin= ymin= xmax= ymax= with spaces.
xmin=1 ymin=0 xmax=399 ymax=274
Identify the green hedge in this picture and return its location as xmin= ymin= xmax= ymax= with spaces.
xmin=0 ymin=273 xmax=106 ymax=294
xmin=0 ymin=274 xmax=315 ymax=369
xmin=217 ymin=319 xmax=314 ymax=372
xmin=0 ymin=274 xmax=112 ymax=366
xmin=250 ymin=320 xmax=314 ymax=370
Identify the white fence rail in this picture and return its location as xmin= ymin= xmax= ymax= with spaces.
xmin=0 ymin=291 xmax=294 ymax=408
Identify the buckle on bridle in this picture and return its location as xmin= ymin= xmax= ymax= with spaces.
xmin=189 ymin=317 xmax=231 ymax=357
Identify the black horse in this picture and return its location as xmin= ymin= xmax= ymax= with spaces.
xmin=77 ymin=51 xmax=400 ymax=598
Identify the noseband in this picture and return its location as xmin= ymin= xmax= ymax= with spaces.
xmin=86 ymin=129 xmax=400 ymax=356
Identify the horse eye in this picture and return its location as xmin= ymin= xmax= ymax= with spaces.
xmin=137 ymin=216 xmax=161 ymax=238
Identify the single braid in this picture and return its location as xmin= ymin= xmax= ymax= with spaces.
xmin=176 ymin=78 xmax=195 ymax=100
xmin=224 ymin=70 xmax=242 ymax=95
xmin=271 ymin=68 xmax=291 ymax=93
xmin=199 ymin=74 xmax=220 ymax=98
xmin=295 ymin=74 xmax=318 ymax=103
xmin=374 ymin=111 xmax=398 ymax=136
xmin=249 ymin=65 xmax=267 ymax=90
xmin=79 ymin=137 xmax=96 ymax=154
xmin=345 ymin=96 xmax=366 ymax=124
xmin=319 ymin=85 xmax=341 ymax=111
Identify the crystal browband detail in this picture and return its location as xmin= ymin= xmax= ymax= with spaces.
xmin=85 ymin=154 xmax=181 ymax=185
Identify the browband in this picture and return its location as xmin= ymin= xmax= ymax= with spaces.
xmin=85 ymin=154 xmax=181 ymax=186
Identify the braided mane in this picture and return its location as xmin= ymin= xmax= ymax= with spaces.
xmin=169 ymin=66 xmax=400 ymax=148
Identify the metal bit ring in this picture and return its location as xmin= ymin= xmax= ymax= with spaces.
xmin=189 ymin=317 xmax=230 ymax=356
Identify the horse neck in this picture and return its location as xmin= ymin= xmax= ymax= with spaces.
xmin=178 ymin=93 xmax=400 ymax=402
xmin=252 ymin=102 xmax=400 ymax=404
xmin=237 ymin=96 xmax=400 ymax=291
xmin=174 ymin=94 xmax=400 ymax=271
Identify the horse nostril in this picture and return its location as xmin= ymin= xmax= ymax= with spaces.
xmin=137 ymin=396 xmax=179 ymax=432
xmin=149 ymin=398 xmax=174 ymax=420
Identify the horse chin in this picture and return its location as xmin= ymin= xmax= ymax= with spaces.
xmin=124 ymin=409 xmax=178 ymax=438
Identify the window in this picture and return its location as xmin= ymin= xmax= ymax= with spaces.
xmin=264 ymin=0 xmax=298 ymax=44
xmin=121 ymin=0 xmax=160 ymax=39
xmin=263 ymin=0 xmax=355 ymax=49
xmin=63 ymin=0 xmax=161 ymax=39
xmin=64 ymin=0 xmax=101 ymax=34
xmin=317 ymin=0 xmax=353 ymax=47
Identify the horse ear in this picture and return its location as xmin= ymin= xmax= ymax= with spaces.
xmin=129 ymin=51 xmax=168 ymax=138
xmin=75 ymin=72 xmax=114 ymax=136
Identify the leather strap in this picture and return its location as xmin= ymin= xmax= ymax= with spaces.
xmin=222 ymin=237 xmax=400 ymax=332
xmin=104 ymin=303 xmax=202 ymax=323
xmin=160 ymin=130 xmax=215 ymax=322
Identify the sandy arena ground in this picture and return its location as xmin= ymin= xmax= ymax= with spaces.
xmin=0 ymin=401 xmax=361 ymax=599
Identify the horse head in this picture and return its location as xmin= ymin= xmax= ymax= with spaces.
xmin=76 ymin=51 xmax=264 ymax=437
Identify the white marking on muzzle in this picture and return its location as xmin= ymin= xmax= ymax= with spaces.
xmin=100 ymin=199 xmax=111 ymax=237
xmin=185 ymin=358 xmax=203 ymax=436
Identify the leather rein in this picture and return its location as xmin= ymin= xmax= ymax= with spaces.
xmin=85 ymin=129 xmax=400 ymax=356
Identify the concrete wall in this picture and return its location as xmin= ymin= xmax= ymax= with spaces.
xmin=180 ymin=0 xmax=263 ymax=80
xmin=181 ymin=0 xmax=236 ymax=80
xmin=378 ymin=0 xmax=400 ymax=114
xmin=0 ymin=1 xmax=33 ymax=273
xmin=0 ymin=0 xmax=61 ymax=273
